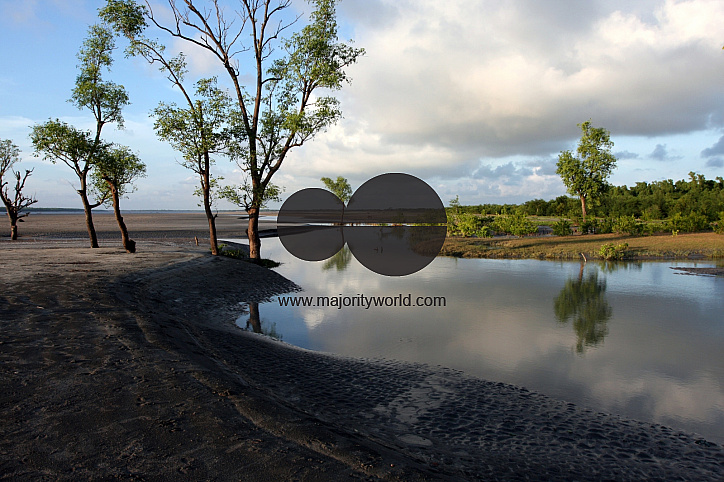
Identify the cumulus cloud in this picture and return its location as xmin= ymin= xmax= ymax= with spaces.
xmin=273 ymin=0 xmax=724 ymax=205
xmin=334 ymin=0 xmax=724 ymax=157
xmin=705 ymin=157 xmax=724 ymax=168
xmin=615 ymin=150 xmax=640 ymax=160
xmin=701 ymin=135 xmax=724 ymax=158
xmin=649 ymin=144 xmax=681 ymax=161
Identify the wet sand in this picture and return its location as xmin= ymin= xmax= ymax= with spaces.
xmin=1 ymin=213 xmax=723 ymax=480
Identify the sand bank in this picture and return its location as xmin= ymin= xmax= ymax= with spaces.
xmin=1 ymin=215 xmax=723 ymax=479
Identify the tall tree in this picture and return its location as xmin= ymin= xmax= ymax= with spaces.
xmin=152 ymin=76 xmax=233 ymax=255
xmin=321 ymin=176 xmax=351 ymax=203
xmin=556 ymin=120 xmax=617 ymax=222
xmin=31 ymin=119 xmax=107 ymax=247
xmin=101 ymin=0 xmax=363 ymax=259
xmin=32 ymin=24 xmax=129 ymax=248
xmin=92 ymin=146 xmax=146 ymax=253
xmin=0 ymin=140 xmax=38 ymax=240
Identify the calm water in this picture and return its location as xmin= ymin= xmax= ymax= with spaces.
xmin=229 ymin=237 xmax=724 ymax=443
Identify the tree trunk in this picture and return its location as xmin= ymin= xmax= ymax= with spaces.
xmin=579 ymin=195 xmax=587 ymax=223
xmin=247 ymin=302 xmax=261 ymax=333
xmin=79 ymin=189 xmax=99 ymax=248
xmin=247 ymin=206 xmax=261 ymax=259
xmin=10 ymin=221 xmax=17 ymax=240
xmin=202 ymin=165 xmax=218 ymax=256
xmin=110 ymin=184 xmax=135 ymax=253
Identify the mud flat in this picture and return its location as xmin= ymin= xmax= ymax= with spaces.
xmin=1 ymin=227 xmax=723 ymax=479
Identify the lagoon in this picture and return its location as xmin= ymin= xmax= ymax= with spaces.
xmin=230 ymin=236 xmax=724 ymax=444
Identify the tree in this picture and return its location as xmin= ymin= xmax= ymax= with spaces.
xmin=556 ymin=120 xmax=617 ymax=222
xmin=31 ymin=119 xmax=105 ymax=246
xmin=0 ymin=140 xmax=38 ymax=240
xmin=218 ymin=181 xmax=282 ymax=213
xmin=153 ymin=76 xmax=234 ymax=255
xmin=320 ymin=176 xmax=352 ymax=204
xmin=101 ymin=0 xmax=364 ymax=259
xmin=31 ymin=24 xmax=129 ymax=248
xmin=92 ymin=146 xmax=146 ymax=252
xmin=554 ymin=267 xmax=611 ymax=353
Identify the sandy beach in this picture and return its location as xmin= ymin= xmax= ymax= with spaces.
xmin=1 ymin=213 xmax=723 ymax=480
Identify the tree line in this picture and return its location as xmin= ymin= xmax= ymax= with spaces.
xmin=448 ymin=171 xmax=724 ymax=223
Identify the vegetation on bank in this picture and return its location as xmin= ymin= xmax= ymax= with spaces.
xmin=444 ymin=170 xmax=724 ymax=260
xmin=441 ymin=232 xmax=724 ymax=260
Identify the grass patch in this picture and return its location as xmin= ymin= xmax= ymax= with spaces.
xmin=218 ymin=245 xmax=281 ymax=268
xmin=440 ymin=232 xmax=724 ymax=260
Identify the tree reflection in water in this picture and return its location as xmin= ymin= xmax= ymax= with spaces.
xmin=554 ymin=264 xmax=612 ymax=353
xmin=242 ymin=302 xmax=282 ymax=339
xmin=322 ymin=245 xmax=353 ymax=271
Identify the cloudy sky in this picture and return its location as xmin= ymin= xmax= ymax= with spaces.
xmin=1 ymin=0 xmax=723 ymax=210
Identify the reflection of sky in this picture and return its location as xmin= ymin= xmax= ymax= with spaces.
xmin=226 ymin=237 xmax=724 ymax=443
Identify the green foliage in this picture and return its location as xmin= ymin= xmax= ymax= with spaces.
xmin=320 ymin=176 xmax=352 ymax=203
xmin=492 ymin=211 xmax=538 ymax=237
xmin=447 ymin=213 xmax=493 ymax=237
xmin=599 ymin=243 xmax=629 ymax=260
xmin=71 ymin=24 xmax=129 ymax=129
xmin=554 ymin=270 xmax=611 ymax=353
xmin=665 ymin=211 xmax=710 ymax=233
xmin=613 ymin=215 xmax=643 ymax=235
xmin=556 ymin=120 xmax=617 ymax=220
xmin=713 ymin=212 xmax=724 ymax=235
xmin=579 ymin=218 xmax=598 ymax=235
xmin=91 ymin=145 xmax=146 ymax=202
xmin=551 ymin=218 xmax=572 ymax=236
xmin=152 ymin=77 xmax=234 ymax=168
xmin=30 ymin=120 xmax=98 ymax=171
xmin=103 ymin=0 xmax=363 ymax=259
xmin=218 ymin=181 xmax=283 ymax=212
xmin=448 ymin=195 xmax=462 ymax=214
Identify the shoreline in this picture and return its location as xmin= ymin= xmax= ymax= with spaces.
xmin=1 ymin=217 xmax=724 ymax=478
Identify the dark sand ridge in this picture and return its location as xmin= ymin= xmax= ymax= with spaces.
xmin=1 ymin=214 xmax=723 ymax=480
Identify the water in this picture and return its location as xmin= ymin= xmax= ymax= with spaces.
xmin=228 ymin=237 xmax=724 ymax=443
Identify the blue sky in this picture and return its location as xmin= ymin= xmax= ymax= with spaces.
xmin=1 ymin=0 xmax=723 ymax=210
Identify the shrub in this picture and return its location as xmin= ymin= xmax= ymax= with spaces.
xmin=665 ymin=212 xmax=709 ymax=233
xmin=580 ymin=218 xmax=599 ymax=235
xmin=492 ymin=211 xmax=538 ymax=236
xmin=597 ymin=217 xmax=615 ymax=234
xmin=613 ymin=215 xmax=642 ymax=235
xmin=713 ymin=212 xmax=724 ymax=235
xmin=551 ymin=218 xmax=572 ymax=236
xmin=599 ymin=242 xmax=629 ymax=260
xmin=447 ymin=213 xmax=493 ymax=237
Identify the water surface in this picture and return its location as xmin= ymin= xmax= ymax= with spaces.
xmin=230 ymin=237 xmax=724 ymax=443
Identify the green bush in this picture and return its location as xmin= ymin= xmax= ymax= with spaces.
xmin=613 ymin=215 xmax=643 ymax=235
xmin=447 ymin=213 xmax=493 ymax=237
xmin=551 ymin=218 xmax=572 ymax=236
xmin=597 ymin=217 xmax=615 ymax=234
xmin=492 ymin=211 xmax=538 ymax=237
xmin=580 ymin=218 xmax=599 ymax=235
xmin=713 ymin=212 xmax=724 ymax=235
xmin=665 ymin=212 xmax=710 ymax=233
xmin=599 ymin=242 xmax=629 ymax=260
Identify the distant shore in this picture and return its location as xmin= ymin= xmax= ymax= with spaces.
xmin=1 ymin=214 xmax=723 ymax=479
xmin=442 ymin=232 xmax=724 ymax=261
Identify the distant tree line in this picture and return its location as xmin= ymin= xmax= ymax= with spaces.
xmin=448 ymin=172 xmax=724 ymax=223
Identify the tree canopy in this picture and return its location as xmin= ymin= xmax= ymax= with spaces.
xmin=321 ymin=176 xmax=352 ymax=204
xmin=556 ymin=120 xmax=617 ymax=221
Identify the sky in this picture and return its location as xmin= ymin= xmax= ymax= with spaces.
xmin=1 ymin=0 xmax=723 ymax=210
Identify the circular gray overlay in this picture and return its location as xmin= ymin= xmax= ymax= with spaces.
xmin=277 ymin=188 xmax=345 ymax=261
xmin=277 ymin=174 xmax=447 ymax=276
